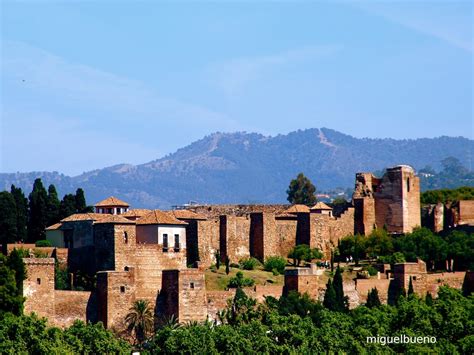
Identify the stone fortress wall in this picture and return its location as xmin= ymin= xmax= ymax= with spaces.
xmin=16 ymin=164 xmax=473 ymax=330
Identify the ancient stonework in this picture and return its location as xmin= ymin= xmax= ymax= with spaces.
xmin=353 ymin=165 xmax=421 ymax=234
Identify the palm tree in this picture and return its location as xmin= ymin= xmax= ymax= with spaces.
xmin=125 ymin=300 xmax=154 ymax=344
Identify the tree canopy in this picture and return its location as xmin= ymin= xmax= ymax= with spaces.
xmin=286 ymin=173 xmax=317 ymax=206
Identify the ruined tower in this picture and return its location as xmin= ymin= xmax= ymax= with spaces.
xmin=353 ymin=165 xmax=420 ymax=234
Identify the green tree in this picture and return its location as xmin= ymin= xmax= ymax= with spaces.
xmin=125 ymin=300 xmax=154 ymax=344
xmin=228 ymin=271 xmax=255 ymax=288
xmin=0 ymin=191 xmax=18 ymax=253
xmin=0 ymin=254 xmax=25 ymax=315
xmin=286 ymin=173 xmax=317 ymax=206
xmin=6 ymin=249 xmax=27 ymax=296
xmin=366 ymin=288 xmax=381 ymax=308
xmin=75 ymin=188 xmax=92 ymax=213
xmin=333 ymin=266 xmax=348 ymax=312
xmin=288 ymin=244 xmax=322 ymax=266
xmin=215 ymin=250 xmax=221 ymax=269
xmin=225 ymin=257 xmax=230 ymax=275
xmin=10 ymin=185 xmax=28 ymax=242
xmin=59 ymin=193 xmax=77 ymax=219
xmin=27 ymin=178 xmax=48 ymax=242
xmin=323 ymin=279 xmax=338 ymax=311
xmin=46 ymin=184 xmax=60 ymax=226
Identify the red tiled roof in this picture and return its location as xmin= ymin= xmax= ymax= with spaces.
xmin=94 ymin=196 xmax=130 ymax=207
xmin=136 ymin=210 xmax=187 ymax=225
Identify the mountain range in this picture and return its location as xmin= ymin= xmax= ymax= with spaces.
xmin=1 ymin=128 xmax=473 ymax=208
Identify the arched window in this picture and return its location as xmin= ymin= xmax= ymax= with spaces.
xmin=124 ymin=231 xmax=128 ymax=244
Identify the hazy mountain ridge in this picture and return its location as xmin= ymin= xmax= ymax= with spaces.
xmin=1 ymin=128 xmax=472 ymax=208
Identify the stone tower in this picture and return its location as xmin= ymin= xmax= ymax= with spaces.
xmin=353 ymin=165 xmax=420 ymax=234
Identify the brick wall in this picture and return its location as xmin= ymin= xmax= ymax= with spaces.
xmin=96 ymin=269 xmax=136 ymax=330
xmin=197 ymin=219 xmax=220 ymax=268
xmin=219 ymin=215 xmax=250 ymax=264
xmin=160 ymin=269 xmax=208 ymax=323
xmin=23 ymin=258 xmax=56 ymax=320
xmin=54 ymin=290 xmax=96 ymax=327
xmin=189 ymin=204 xmax=289 ymax=219
xmin=284 ymin=267 xmax=319 ymax=299
xmin=458 ymin=200 xmax=474 ymax=225
xmin=275 ymin=217 xmax=298 ymax=259
xmin=355 ymin=279 xmax=391 ymax=304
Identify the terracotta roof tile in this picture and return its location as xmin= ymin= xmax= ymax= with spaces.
xmin=61 ymin=213 xmax=106 ymax=222
xmin=94 ymin=196 xmax=130 ymax=207
xmin=136 ymin=210 xmax=187 ymax=225
xmin=284 ymin=204 xmax=310 ymax=214
xmin=93 ymin=215 xmax=135 ymax=224
xmin=310 ymin=202 xmax=333 ymax=210
xmin=46 ymin=222 xmax=63 ymax=230
xmin=167 ymin=210 xmax=207 ymax=220
xmin=121 ymin=209 xmax=152 ymax=218
xmin=61 ymin=213 xmax=133 ymax=224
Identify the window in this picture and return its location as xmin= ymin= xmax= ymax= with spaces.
xmin=174 ymin=234 xmax=180 ymax=251
xmin=163 ymin=234 xmax=168 ymax=252
xmin=190 ymin=282 xmax=195 ymax=289
xmin=407 ymin=178 xmax=410 ymax=192
xmin=37 ymin=278 xmax=41 ymax=285
xmin=107 ymin=208 xmax=113 ymax=214
xmin=413 ymin=276 xmax=417 ymax=281
xmin=124 ymin=231 xmax=128 ymax=244
xmin=117 ymin=208 xmax=121 ymax=215
xmin=124 ymin=266 xmax=129 ymax=271
xmin=120 ymin=286 xmax=125 ymax=293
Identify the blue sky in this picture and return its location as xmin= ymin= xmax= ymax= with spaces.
xmin=1 ymin=0 xmax=472 ymax=175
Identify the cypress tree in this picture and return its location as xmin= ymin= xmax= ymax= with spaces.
xmin=366 ymin=288 xmax=381 ymax=308
xmin=333 ymin=266 xmax=348 ymax=312
xmin=225 ymin=257 xmax=230 ymax=275
xmin=0 ymin=192 xmax=18 ymax=253
xmin=75 ymin=188 xmax=87 ymax=213
xmin=27 ymin=178 xmax=48 ymax=242
xmin=408 ymin=276 xmax=414 ymax=296
xmin=46 ymin=185 xmax=60 ymax=226
xmin=323 ymin=279 xmax=338 ymax=311
xmin=10 ymin=185 xmax=28 ymax=242
xmin=59 ymin=194 xmax=77 ymax=219
xmin=425 ymin=292 xmax=433 ymax=306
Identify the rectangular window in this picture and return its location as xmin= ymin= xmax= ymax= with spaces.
xmin=190 ymin=282 xmax=195 ymax=289
xmin=37 ymin=278 xmax=41 ymax=285
xmin=163 ymin=234 xmax=168 ymax=252
xmin=174 ymin=234 xmax=180 ymax=251
xmin=120 ymin=286 xmax=125 ymax=293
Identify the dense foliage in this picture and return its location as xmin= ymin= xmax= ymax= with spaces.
xmin=288 ymin=244 xmax=323 ymax=266
xmin=0 ymin=180 xmax=92 ymax=245
xmin=286 ymin=173 xmax=317 ymax=206
xmin=338 ymin=228 xmax=474 ymax=271
xmin=142 ymin=286 xmax=473 ymax=354
xmin=0 ymin=250 xmax=26 ymax=316
xmin=264 ymin=256 xmax=287 ymax=275
xmin=0 ymin=314 xmax=131 ymax=354
xmin=421 ymin=186 xmax=474 ymax=204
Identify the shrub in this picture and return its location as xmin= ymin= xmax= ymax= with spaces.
xmin=264 ymin=256 xmax=287 ymax=275
xmin=239 ymin=257 xmax=261 ymax=270
xmin=227 ymin=271 xmax=255 ymax=288
xmin=366 ymin=265 xmax=378 ymax=276
xmin=35 ymin=240 xmax=52 ymax=247
xmin=230 ymin=263 xmax=240 ymax=268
